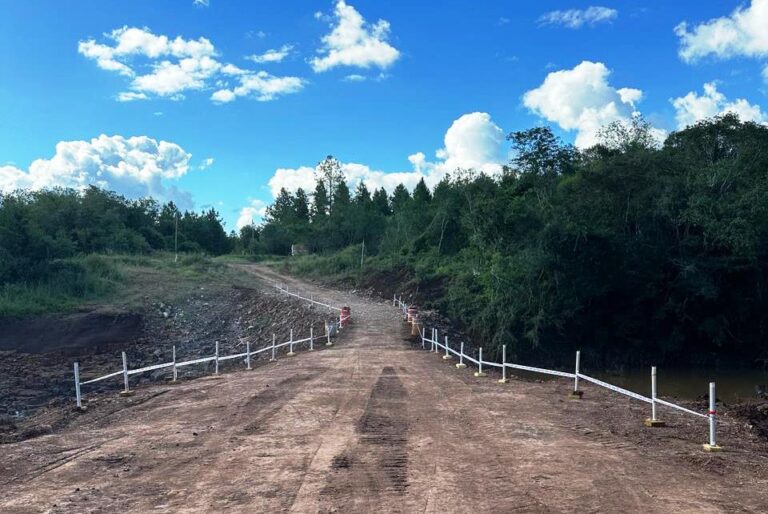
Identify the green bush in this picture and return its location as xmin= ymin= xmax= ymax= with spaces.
xmin=0 ymin=255 xmax=121 ymax=316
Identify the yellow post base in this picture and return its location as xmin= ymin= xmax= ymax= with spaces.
xmin=702 ymin=444 xmax=722 ymax=452
xmin=568 ymin=391 xmax=583 ymax=400
xmin=442 ymin=355 xmax=452 ymax=360
xmin=498 ymin=378 xmax=509 ymax=384
xmin=325 ymin=342 xmax=333 ymax=346
xmin=74 ymin=405 xmax=88 ymax=412
xmin=287 ymin=352 xmax=296 ymax=357
xmin=119 ymin=390 xmax=135 ymax=397
xmin=644 ymin=418 xmax=666 ymax=427
xmin=474 ymin=371 xmax=487 ymax=377
xmin=455 ymin=363 xmax=467 ymax=369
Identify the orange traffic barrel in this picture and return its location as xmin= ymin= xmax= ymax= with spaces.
xmin=341 ymin=306 xmax=351 ymax=327
xmin=407 ymin=306 xmax=418 ymax=323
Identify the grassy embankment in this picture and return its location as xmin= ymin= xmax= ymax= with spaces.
xmin=266 ymin=246 xmax=427 ymax=302
xmin=0 ymin=253 xmax=253 ymax=317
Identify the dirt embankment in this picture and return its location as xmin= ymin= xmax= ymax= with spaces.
xmin=2 ymin=264 xmax=768 ymax=513
xmin=0 ymin=284 xmax=333 ymax=442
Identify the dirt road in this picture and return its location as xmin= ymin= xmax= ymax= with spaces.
xmin=2 ymin=264 xmax=768 ymax=513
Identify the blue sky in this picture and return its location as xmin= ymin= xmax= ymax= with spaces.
xmin=1 ymin=0 xmax=768 ymax=230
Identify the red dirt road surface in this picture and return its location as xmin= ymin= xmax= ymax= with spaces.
xmin=2 ymin=265 xmax=768 ymax=513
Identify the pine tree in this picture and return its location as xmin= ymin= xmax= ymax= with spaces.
xmin=353 ymin=182 xmax=372 ymax=208
xmin=294 ymin=188 xmax=310 ymax=222
xmin=372 ymin=187 xmax=391 ymax=216
xmin=316 ymin=155 xmax=345 ymax=209
xmin=311 ymin=180 xmax=329 ymax=221
xmin=390 ymin=183 xmax=411 ymax=214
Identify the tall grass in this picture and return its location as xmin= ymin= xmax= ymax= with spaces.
xmin=0 ymin=252 xmax=227 ymax=316
xmin=0 ymin=255 xmax=122 ymax=316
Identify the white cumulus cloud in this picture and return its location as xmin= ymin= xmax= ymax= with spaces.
xmin=263 ymin=112 xmax=505 ymax=200
xmin=671 ymin=82 xmax=767 ymax=128
xmin=539 ymin=6 xmax=618 ymax=29
xmin=676 ymin=0 xmax=768 ymax=63
xmin=0 ymin=135 xmax=195 ymax=208
xmin=199 ymin=157 xmax=215 ymax=170
xmin=246 ymin=44 xmax=294 ymax=64
xmin=79 ymin=26 xmax=305 ymax=103
xmin=523 ymin=61 xmax=653 ymax=148
xmin=211 ymin=71 xmax=305 ymax=103
xmin=117 ymin=91 xmax=149 ymax=102
xmin=310 ymin=1 xmax=400 ymax=72
xmin=236 ymin=199 xmax=269 ymax=229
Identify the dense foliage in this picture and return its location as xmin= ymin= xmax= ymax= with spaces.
xmin=0 ymin=187 xmax=231 ymax=304
xmin=247 ymin=116 xmax=768 ymax=369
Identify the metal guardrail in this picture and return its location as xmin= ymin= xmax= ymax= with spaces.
xmin=395 ymin=294 xmax=720 ymax=450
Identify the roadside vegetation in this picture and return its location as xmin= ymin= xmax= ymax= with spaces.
xmin=246 ymin=115 xmax=768 ymax=370
xmin=0 ymin=187 xmax=235 ymax=315
xmin=4 ymin=116 xmax=768 ymax=370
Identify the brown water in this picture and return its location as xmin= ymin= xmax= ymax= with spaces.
xmin=510 ymin=367 xmax=768 ymax=402
xmin=590 ymin=368 xmax=768 ymax=402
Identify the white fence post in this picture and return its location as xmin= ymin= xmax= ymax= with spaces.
xmin=421 ymin=327 xmax=426 ymax=349
xmin=569 ymin=350 xmax=583 ymax=399
xmin=121 ymin=352 xmax=131 ymax=396
xmin=652 ymin=366 xmax=657 ymax=420
xmin=442 ymin=335 xmax=451 ymax=359
xmin=246 ymin=341 xmax=252 ymax=370
xmin=474 ymin=348 xmax=487 ymax=377
xmin=310 ymin=326 xmax=314 ymax=351
xmin=74 ymin=362 xmax=82 ymax=409
xmin=288 ymin=328 xmax=296 ymax=356
xmin=704 ymin=382 xmax=722 ymax=451
xmin=214 ymin=341 xmax=220 ymax=374
xmin=645 ymin=366 xmax=664 ymax=426
xmin=172 ymin=345 xmax=178 ymax=381
xmin=271 ymin=333 xmax=277 ymax=361
xmin=456 ymin=342 xmax=467 ymax=368
xmin=326 ymin=324 xmax=333 ymax=346
xmin=499 ymin=345 xmax=509 ymax=383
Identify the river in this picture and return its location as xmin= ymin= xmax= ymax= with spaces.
xmin=510 ymin=366 xmax=768 ymax=401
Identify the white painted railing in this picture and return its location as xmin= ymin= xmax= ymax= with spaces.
xmin=394 ymin=294 xmax=720 ymax=450
xmin=74 ymin=284 xmax=348 ymax=409
xmin=74 ymin=326 xmax=333 ymax=409
xmin=274 ymin=283 xmax=338 ymax=312
xmin=274 ymin=283 xmax=351 ymax=330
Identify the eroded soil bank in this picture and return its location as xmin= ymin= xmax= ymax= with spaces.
xmin=0 ymin=281 xmax=333 ymax=442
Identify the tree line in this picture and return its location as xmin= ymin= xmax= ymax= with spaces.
xmin=244 ymin=115 xmax=768 ymax=369
xmin=0 ymin=187 xmax=231 ymax=286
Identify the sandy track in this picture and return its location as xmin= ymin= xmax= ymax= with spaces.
xmin=1 ymin=264 xmax=767 ymax=513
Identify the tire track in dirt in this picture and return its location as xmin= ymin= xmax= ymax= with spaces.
xmin=319 ymin=365 xmax=409 ymax=511
xmin=241 ymin=371 xmax=325 ymax=434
